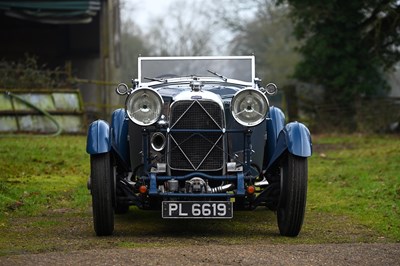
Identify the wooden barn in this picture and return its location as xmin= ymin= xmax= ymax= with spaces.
xmin=0 ymin=0 xmax=121 ymax=134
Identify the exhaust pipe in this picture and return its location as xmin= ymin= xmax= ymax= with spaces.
xmin=210 ymin=183 xmax=235 ymax=193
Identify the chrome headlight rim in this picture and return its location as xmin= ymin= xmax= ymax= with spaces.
xmin=125 ymin=87 xmax=164 ymax=126
xmin=231 ymin=88 xmax=269 ymax=127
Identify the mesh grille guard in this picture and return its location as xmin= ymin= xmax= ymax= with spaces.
xmin=168 ymin=100 xmax=225 ymax=171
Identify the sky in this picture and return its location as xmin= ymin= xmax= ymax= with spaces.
xmin=121 ymin=0 xmax=179 ymax=31
xmin=120 ymin=0 xmax=233 ymax=54
xmin=119 ymin=0 xmax=258 ymax=55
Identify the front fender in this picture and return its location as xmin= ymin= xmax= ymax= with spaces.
xmin=111 ymin=108 xmax=129 ymax=164
xmin=266 ymin=122 xmax=312 ymax=170
xmin=264 ymin=106 xmax=286 ymax=168
xmin=284 ymin=122 xmax=312 ymax=156
xmin=86 ymin=120 xmax=111 ymax=154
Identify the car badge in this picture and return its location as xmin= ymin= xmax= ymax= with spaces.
xmin=191 ymin=95 xmax=202 ymax=100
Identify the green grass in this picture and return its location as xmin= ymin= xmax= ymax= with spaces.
xmin=0 ymin=136 xmax=90 ymax=217
xmin=0 ymin=134 xmax=399 ymax=256
xmin=308 ymin=134 xmax=400 ymax=240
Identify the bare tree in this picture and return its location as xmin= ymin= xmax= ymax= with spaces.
xmin=216 ymin=0 xmax=300 ymax=87
xmin=145 ymin=0 xmax=220 ymax=56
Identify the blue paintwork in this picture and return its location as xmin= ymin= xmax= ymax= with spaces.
xmin=264 ymin=107 xmax=286 ymax=168
xmin=149 ymin=173 xmax=158 ymax=195
xmin=266 ymin=121 xmax=312 ymax=169
xmin=86 ymin=120 xmax=111 ymax=154
xmin=285 ymin=122 xmax=312 ymax=156
xmin=236 ymin=172 xmax=245 ymax=195
xmin=154 ymin=172 xmax=239 ymax=181
xmin=268 ymin=107 xmax=286 ymax=140
xmin=111 ymin=108 xmax=130 ymax=164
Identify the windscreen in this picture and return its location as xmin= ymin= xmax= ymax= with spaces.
xmin=139 ymin=56 xmax=254 ymax=83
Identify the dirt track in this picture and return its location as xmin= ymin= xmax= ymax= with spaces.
xmin=1 ymin=209 xmax=399 ymax=265
xmin=1 ymin=243 xmax=399 ymax=266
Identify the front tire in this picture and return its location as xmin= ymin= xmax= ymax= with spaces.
xmin=90 ymin=153 xmax=114 ymax=236
xmin=277 ymin=153 xmax=308 ymax=237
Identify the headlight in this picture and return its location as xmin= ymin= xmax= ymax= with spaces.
xmin=231 ymin=88 xmax=269 ymax=127
xmin=126 ymin=88 xmax=164 ymax=126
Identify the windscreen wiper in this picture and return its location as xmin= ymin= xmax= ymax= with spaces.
xmin=207 ymin=69 xmax=228 ymax=82
xmin=144 ymin=77 xmax=167 ymax=82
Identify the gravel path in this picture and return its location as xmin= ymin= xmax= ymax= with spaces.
xmin=1 ymin=243 xmax=399 ymax=266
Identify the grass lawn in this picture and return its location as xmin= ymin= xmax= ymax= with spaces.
xmin=0 ymin=136 xmax=89 ymax=217
xmin=0 ymin=134 xmax=399 ymax=255
xmin=308 ymin=134 xmax=400 ymax=241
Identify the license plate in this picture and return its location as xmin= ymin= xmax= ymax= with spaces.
xmin=162 ymin=201 xmax=233 ymax=219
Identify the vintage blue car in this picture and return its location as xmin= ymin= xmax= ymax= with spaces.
xmin=86 ymin=56 xmax=312 ymax=236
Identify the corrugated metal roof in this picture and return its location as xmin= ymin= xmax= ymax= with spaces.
xmin=0 ymin=1 xmax=101 ymax=24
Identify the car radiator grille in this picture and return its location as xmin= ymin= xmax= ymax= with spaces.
xmin=168 ymin=100 xmax=224 ymax=171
